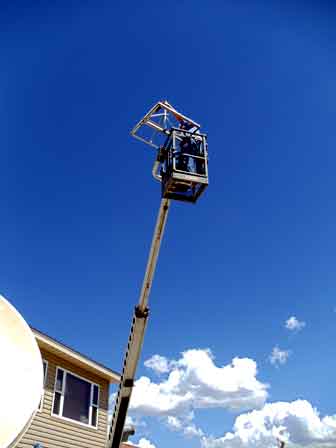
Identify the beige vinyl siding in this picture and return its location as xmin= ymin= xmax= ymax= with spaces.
xmin=17 ymin=348 xmax=110 ymax=448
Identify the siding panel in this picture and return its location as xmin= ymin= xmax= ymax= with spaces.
xmin=29 ymin=419 xmax=107 ymax=443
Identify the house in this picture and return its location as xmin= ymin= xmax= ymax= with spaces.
xmin=16 ymin=328 xmax=120 ymax=448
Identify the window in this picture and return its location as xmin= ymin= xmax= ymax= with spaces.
xmin=38 ymin=360 xmax=48 ymax=412
xmin=52 ymin=367 xmax=99 ymax=427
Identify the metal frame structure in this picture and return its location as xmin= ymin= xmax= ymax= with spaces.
xmin=108 ymin=101 xmax=207 ymax=448
xmin=131 ymin=100 xmax=200 ymax=149
xmin=159 ymin=127 xmax=208 ymax=203
xmin=132 ymin=100 xmax=209 ymax=203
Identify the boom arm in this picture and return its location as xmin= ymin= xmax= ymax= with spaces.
xmin=107 ymin=198 xmax=170 ymax=448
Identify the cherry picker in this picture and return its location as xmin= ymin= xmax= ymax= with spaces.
xmin=107 ymin=101 xmax=208 ymax=448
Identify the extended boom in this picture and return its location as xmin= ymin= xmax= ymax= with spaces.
xmin=107 ymin=199 xmax=170 ymax=448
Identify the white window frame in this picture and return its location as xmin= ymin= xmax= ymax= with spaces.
xmin=38 ymin=359 xmax=48 ymax=412
xmin=51 ymin=366 xmax=100 ymax=429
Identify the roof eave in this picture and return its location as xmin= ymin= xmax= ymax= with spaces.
xmin=32 ymin=328 xmax=120 ymax=384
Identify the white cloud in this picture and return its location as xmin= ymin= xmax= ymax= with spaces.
xmin=126 ymin=415 xmax=136 ymax=426
xmin=183 ymin=424 xmax=204 ymax=438
xmin=201 ymin=400 xmax=336 ymax=448
xmin=167 ymin=415 xmax=183 ymax=431
xmin=144 ymin=355 xmax=170 ymax=374
xmin=129 ymin=349 xmax=268 ymax=419
xmin=269 ymin=347 xmax=291 ymax=367
xmin=111 ymin=349 xmax=336 ymax=448
xmin=134 ymin=438 xmax=156 ymax=448
xmin=285 ymin=316 xmax=306 ymax=332
xmin=166 ymin=416 xmax=204 ymax=438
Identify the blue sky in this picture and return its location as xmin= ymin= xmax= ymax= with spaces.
xmin=2 ymin=1 xmax=336 ymax=447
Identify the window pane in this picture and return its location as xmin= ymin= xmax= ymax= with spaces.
xmin=62 ymin=373 xmax=91 ymax=424
xmin=56 ymin=369 xmax=64 ymax=392
xmin=53 ymin=392 xmax=61 ymax=415
xmin=91 ymin=406 xmax=98 ymax=427
xmin=43 ymin=361 xmax=47 ymax=385
xmin=92 ymin=385 xmax=99 ymax=406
